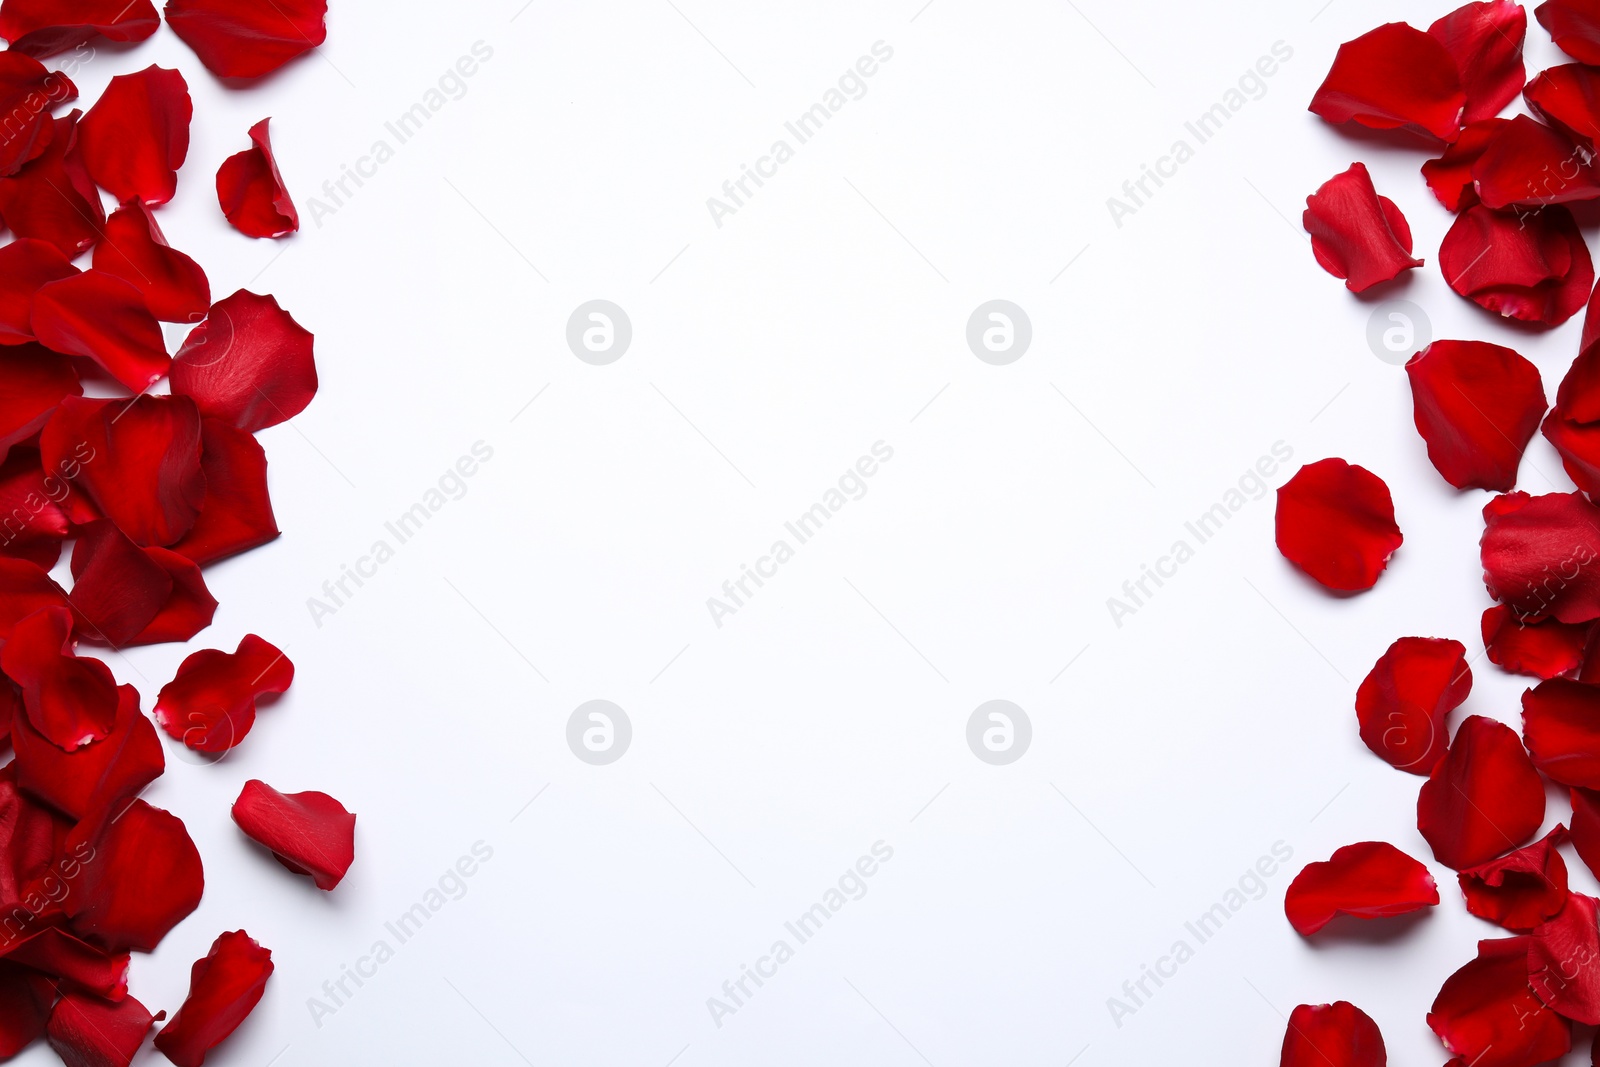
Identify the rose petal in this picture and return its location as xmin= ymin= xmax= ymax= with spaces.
xmin=1459 ymin=825 xmax=1571 ymax=932
xmin=75 ymin=65 xmax=189 ymax=206
xmin=1522 ymin=678 xmax=1600 ymax=787
xmin=0 ymin=557 xmax=67 ymax=640
xmin=0 ymin=239 xmax=77 ymax=346
xmin=1428 ymin=936 xmax=1572 ymax=1067
xmin=0 ymin=927 xmax=127 ymax=1000
xmin=1429 ymin=2 xmax=1526 ymax=125
xmin=1275 ymin=458 xmax=1403 ymax=592
xmin=1284 ymin=841 xmax=1439 ymax=935
xmin=1538 ymin=0 xmax=1600 ymax=64
xmin=0 ymin=448 xmax=71 ymax=570
xmin=0 ymin=0 xmax=158 ymax=57
xmin=1482 ymin=605 xmax=1591 ymax=679
xmin=31 ymin=272 xmax=170 ymax=392
xmin=47 ymin=991 xmax=161 ymax=1067
xmin=1570 ymin=787 xmax=1600 ymax=879
xmin=0 ymin=110 xmax=102 ymax=257
xmin=1423 ymin=118 xmax=1509 ymax=210
xmin=134 ymin=549 xmax=217 ymax=645
xmin=0 ymin=52 xmax=75 ymax=177
xmin=1355 ymin=637 xmax=1471 ymax=774
xmin=1310 ymin=23 xmax=1465 ymax=142
xmin=92 ymin=202 xmax=209 ymax=324
xmin=152 ymin=930 xmax=272 ymax=1067
xmin=153 ymin=635 xmax=291 ymax=754
xmin=1280 ymin=1001 xmax=1386 ymax=1067
xmin=0 ymin=343 xmax=77 ymax=471
xmin=1481 ymin=491 xmax=1600 ymax=622
xmin=2 ymin=606 xmax=119 ymax=751
xmin=10 ymin=683 xmax=161 ymax=820
xmin=66 ymin=520 xmax=215 ymax=647
xmin=165 ymin=0 xmax=326 ymax=79
xmin=1303 ymin=163 xmax=1423 ymax=292
xmin=1529 ymin=892 xmax=1600 ymax=1022
xmin=1526 ymin=63 xmax=1600 ymax=145
xmin=64 ymin=798 xmax=203 ymax=953
xmin=0 ymin=961 xmax=53 ymax=1058
xmin=231 ymin=780 xmax=355 ymax=890
xmin=172 ymin=290 xmax=315 ymax=431
xmin=1440 ymin=204 xmax=1594 ymax=326
xmin=1405 ymin=340 xmax=1546 ymax=491
xmin=1418 ymin=714 xmax=1546 ymax=869
xmin=215 ymin=118 xmax=297 ymax=238
xmin=168 ymin=417 xmax=278 ymax=567
xmin=1472 ymin=114 xmax=1600 ymax=209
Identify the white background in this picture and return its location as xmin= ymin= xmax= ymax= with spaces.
xmin=23 ymin=0 xmax=1600 ymax=1064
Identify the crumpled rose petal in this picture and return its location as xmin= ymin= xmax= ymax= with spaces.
xmin=1481 ymin=491 xmax=1600 ymax=622
xmin=1310 ymin=22 xmax=1465 ymax=142
xmin=216 ymin=119 xmax=297 ymax=238
xmin=1429 ymin=1 xmax=1526 ymax=125
xmin=1284 ymin=841 xmax=1439 ymax=935
xmin=1528 ymin=891 xmax=1600 ymax=1023
xmin=1538 ymin=0 xmax=1600 ymax=64
xmin=1405 ymin=340 xmax=1546 ymax=491
xmin=67 ymin=520 xmax=215 ymax=647
xmin=1524 ymin=679 xmax=1600 ymax=787
xmin=1429 ymin=936 xmax=1572 ymax=1066
xmin=0 ymin=0 xmax=158 ymax=58
xmin=1355 ymin=636 xmax=1471 ymax=774
xmin=31 ymin=272 xmax=169 ymax=392
xmin=0 ymin=961 xmax=54 ymax=1058
xmin=164 ymin=0 xmax=327 ymax=79
xmin=75 ymin=65 xmax=189 ymax=207
xmin=1303 ymin=163 xmax=1423 ymax=292
xmin=64 ymin=799 xmax=203 ymax=953
xmin=0 ymin=110 xmax=102 ymax=257
xmin=172 ymin=290 xmax=316 ymax=431
xmin=1525 ymin=63 xmax=1600 ymax=145
xmin=1471 ymin=115 xmax=1600 ymax=210
xmin=1418 ymin=714 xmax=1546 ymax=869
xmin=232 ymin=780 xmax=355 ymax=890
xmin=2 ymin=606 xmax=118 ymax=751
xmin=168 ymin=418 xmax=278 ymax=566
xmin=0 ymin=52 xmax=74 ymax=178
xmin=1459 ymin=826 xmax=1570 ymax=932
xmin=1280 ymin=1001 xmax=1386 ymax=1067
xmin=10 ymin=683 xmax=160 ymax=820
xmin=1275 ymin=458 xmax=1403 ymax=592
xmin=47 ymin=991 xmax=161 ymax=1067
xmin=0 ymin=240 xmax=76 ymax=346
xmin=1423 ymin=118 xmax=1508 ymax=210
xmin=0 ymin=927 xmax=127 ymax=1000
xmin=93 ymin=202 xmax=209 ymax=324
xmin=0 ymin=448 xmax=72 ymax=570
xmin=153 ymin=930 xmax=272 ymax=1067
xmin=1440 ymin=204 xmax=1593 ymax=326
xmin=1482 ymin=605 xmax=1591 ymax=679
xmin=153 ymin=635 xmax=292 ymax=753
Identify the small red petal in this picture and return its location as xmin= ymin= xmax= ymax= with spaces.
xmin=1429 ymin=2 xmax=1527 ymax=124
xmin=0 ymin=239 xmax=77 ymax=345
xmin=0 ymin=110 xmax=103 ymax=257
xmin=1418 ymin=714 xmax=1546 ymax=869
xmin=1405 ymin=340 xmax=1546 ymax=491
xmin=75 ymin=65 xmax=189 ymax=206
xmin=1459 ymin=825 xmax=1571 ymax=932
xmin=1440 ymin=204 xmax=1593 ymax=326
xmin=1529 ymin=892 xmax=1600 ymax=1023
xmin=216 ymin=119 xmax=297 ymax=238
xmin=1423 ymin=118 xmax=1509 ymax=210
xmin=165 ymin=0 xmax=326 ymax=79
xmin=1525 ymin=63 xmax=1600 ymax=144
xmin=0 ymin=961 xmax=54 ymax=1058
xmin=2 ymin=606 xmax=119 ymax=751
xmin=1280 ymin=1001 xmax=1386 ymax=1067
xmin=1481 ymin=491 xmax=1600 ymax=622
xmin=1472 ymin=115 xmax=1600 ymax=209
xmin=32 ymin=272 xmax=169 ymax=392
xmin=153 ymin=635 xmax=292 ymax=753
xmin=1355 ymin=637 xmax=1471 ymax=774
xmin=168 ymin=417 xmax=279 ymax=566
xmin=0 ymin=53 xmax=75 ymax=176
xmin=1303 ymin=163 xmax=1423 ymax=291
xmin=47 ymin=991 xmax=162 ymax=1067
xmin=153 ymin=930 xmax=272 ymax=1067
xmin=1522 ymin=679 xmax=1600 ymax=787
xmin=64 ymin=798 xmax=203 ymax=953
xmin=1428 ymin=937 xmax=1573 ymax=1066
xmin=232 ymin=780 xmax=355 ymax=890
xmin=93 ymin=202 xmax=209 ymax=323
xmin=172 ymin=290 xmax=316 ymax=431
xmin=1538 ymin=0 xmax=1600 ymax=64
xmin=1275 ymin=458 xmax=1403 ymax=592
xmin=1482 ymin=605 xmax=1591 ymax=678
xmin=0 ymin=0 xmax=158 ymax=57
xmin=0 ymin=448 xmax=72 ymax=570
xmin=1284 ymin=841 xmax=1439 ymax=935
xmin=1310 ymin=23 xmax=1465 ymax=142
xmin=11 ymin=683 xmax=161 ymax=820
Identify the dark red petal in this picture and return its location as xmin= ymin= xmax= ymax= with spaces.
xmin=39 ymin=395 xmax=206 ymax=547
xmin=1275 ymin=458 xmax=1403 ymax=592
xmin=1526 ymin=64 xmax=1600 ymax=145
xmin=172 ymin=290 xmax=315 ymax=431
xmin=153 ymin=931 xmax=272 ymax=1067
xmin=1482 ymin=605 xmax=1591 ymax=678
xmin=0 ymin=52 xmax=75 ymax=177
xmin=231 ymin=780 xmax=355 ymax=890
xmin=32 ymin=272 xmax=169 ymax=392
xmin=165 ymin=0 xmax=326 ymax=79
xmin=1460 ymin=825 xmax=1571 ymax=932
xmin=0 ymin=239 xmax=77 ymax=346
xmin=153 ymin=635 xmax=291 ymax=753
xmin=75 ymin=65 xmax=189 ymax=206
xmin=1355 ymin=637 xmax=1470 ymax=774
xmin=0 ymin=927 xmax=127 ymax=1000
xmin=1529 ymin=892 xmax=1600 ymax=1022
xmin=0 ymin=344 xmax=77 ymax=465
xmin=0 ymin=557 xmax=67 ymax=639
xmin=1418 ymin=714 xmax=1546 ymax=869
xmin=1472 ymin=114 xmax=1600 ymax=209
xmin=1429 ymin=2 xmax=1526 ymax=124
xmin=133 ymin=548 xmax=216 ymax=645
xmin=1284 ymin=841 xmax=1439 ymax=935
xmin=0 ymin=110 xmax=102 ymax=257
xmin=1481 ymin=491 xmax=1600 ymax=622
xmin=1544 ymin=404 xmax=1600 ymax=498
xmin=92 ymin=202 xmax=209 ymax=324
xmin=0 ymin=960 xmax=54 ymax=1057
xmin=11 ymin=684 xmax=161 ymax=820
xmin=68 ymin=519 xmax=171 ymax=646
xmin=47 ymin=991 xmax=161 ymax=1067
xmin=1310 ymin=23 xmax=1464 ymax=142
xmin=1423 ymin=118 xmax=1509 ymax=210
xmin=1571 ymin=787 xmax=1600 ymax=878
xmin=1440 ymin=204 xmax=1594 ymax=326
xmin=0 ymin=448 xmax=71 ymax=570
xmin=1303 ymin=163 xmax=1423 ymax=291
xmin=1539 ymin=0 xmax=1600 ymax=64
xmin=1429 ymin=936 xmax=1572 ymax=1066
xmin=0 ymin=0 xmax=158 ymax=57
xmin=215 ymin=119 xmax=297 ymax=238
xmin=1405 ymin=340 xmax=1546 ymax=491
xmin=1280 ymin=1001 xmax=1386 ymax=1067
xmin=1523 ymin=679 xmax=1600 ymax=786
xmin=168 ymin=417 xmax=278 ymax=566
xmin=64 ymin=799 xmax=202 ymax=953
xmin=2 ymin=606 xmax=118 ymax=751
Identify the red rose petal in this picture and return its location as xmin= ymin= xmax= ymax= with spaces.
xmin=152 ymin=930 xmax=272 ymax=1067
xmin=1280 ymin=1001 xmax=1386 ymax=1067
xmin=1405 ymin=340 xmax=1546 ymax=492
xmin=1355 ymin=636 xmax=1471 ymax=774
xmin=1472 ymin=114 xmax=1600 ymax=209
xmin=0 ymin=448 xmax=72 ymax=570
xmin=0 ymin=961 xmax=53 ymax=1058
xmin=1459 ymin=825 xmax=1571 ymax=932
xmin=165 ymin=0 xmax=327 ymax=79
xmin=1284 ymin=841 xmax=1439 ymax=935
xmin=31 ymin=272 xmax=170 ymax=392
xmin=1440 ymin=204 xmax=1594 ymax=326
xmin=75 ymin=65 xmax=189 ymax=207
xmin=1275 ymin=458 xmax=1403 ymax=592
xmin=1481 ymin=491 xmax=1600 ymax=622
xmin=0 ymin=557 xmax=67 ymax=640
xmin=153 ymin=635 xmax=292 ymax=753
xmin=1428 ymin=936 xmax=1573 ymax=1066
xmin=1482 ymin=605 xmax=1591 ymax=678
xmin=231 ymin=780 xmax=355 ymax=890
xmin=1310 ymin=23 xmax=1465 ymax=142
xmin=1 ymin=927 xmax=127 ymax=1000
xmin=1423 ymin=118 xmax=1509 ymax=210
xmin=0 ymin=0 xmax=158 ymax=57
xmin=1571 ymin=787 xmax=1600 ymax=878
xmin=11 ymin=683 xmax=161 ymax=820
xmin=64 ymin=798 xmax=203 ymax=953
xmin=1429 ymin=2 xmax=1526 ymax=125
xmin=0 ymin=110 xmax=102 ymax=257
xmin=216 ymin=118 xmax=297 ymax=238
xmin=2 ymin=606 xmax=118 ymax=751
xmin=1529 ymin=892 xmax=1600 ymax=1023
xmin=1525 ymin=63 xmax=1600 ymax=145
xmin=1538 ymin=0 xmax=1600 ymax=64
xmin=0 ymin=52 xmax=75 ymax=177
xmin=1418 ymin=714 xmax=1546 ymax=869
xmin=1522 ymin=678 xmax=1600 ymax=787
xmin=1303 ymin=163 xmax=1423 ymax=292
xmin=172 ymin=290 xmax=316 ymax=431
xmin=168 ymin=417 xmax=278 ymax=566
xmin=67 ymin=519 xmax=215 ymax=647
xmin=0 ymin=240 xmax=77 ymax=346
xmin=92 ymin=202 xmax=209 ymax=324
xmin=134 ymin=549 xmax=217 ymax=645
xmin=0 ymin=344 xmax=76 ymax=469
xmin=47 ymin=991 xmax=161 ymax=1067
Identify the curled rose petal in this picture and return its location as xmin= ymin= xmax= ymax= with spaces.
xmin=172 ymin=290 xmax=316 ymax=431
xmin=2 ymin=606 xmax=118 ymax=751
xmin=1529 ymin=892 xmax=1600 ymax=1023
xmin=1284 ymin=841 xmax=1439 ymax=935
xmin=1405 ymin=340 xmax=1546 ymax=492
xmin=0 ymin=52 xmax=75 ymax=177
xmin=1459 ymin=826 xmax=1570 ymax=932
xmin=1522 ymin=678 xmax=1600 ymax=787
xmin=1440 ymin=204 xmax=1593 ymax=326
xmin=1538 ymin=0 xmax=1600 ymax=64
xmin=1302 ymin=163 xmax=1422 ymax=291
xmin=1355 ymin=637 xmax=1470 ymax=774
xmin=1275 ymin=458 xmax=1403 ymax=592
xmin=1280 ymin=1001 xmax=1386 ymax=1067
xmin=31 ymin=272 xmax=169 ymax=392
xmin=1423 ymin=118 xmax=1508 ymax=210
xmin=1418 ymin=714 xmax=1545 ymax=869
xmin=216 ymin=119 xmax=297 ymax=238
xmin=232 ymin=780 xmax=355 ymax=890
xmin=1429 ymin=2 xmax=1526 ymax=125
xmin=1482 ymin=605 xmax=1591 ymax=679
xmin=11 ymin=683 xmax=161 ymax=820
xmin=47 ymin=991 xmax=162 ymax=1067
xmin=64 ymin=799 xmax=203 ymax=953
xmin=0 ymin=110 xmax=103 ymax=257
xmin=0 ymin=0 xmax=159 ymax=57
xmin=1471 ymin=114 xmax=1600 ymax=209
xmin=153 ymin=930 xmax=272 ymax=1067
xmin=0 ymin=344 xmax=76 ymax=462
xmin=0 ymin=239 xmax=77 ymax=345
xmin=1525 ymin=63 xmax=1600 ymax=145
xmin=0 ymin=448 xmax=72 ymax=570
xmin=0 ymin=961 xmax=54 ymax=1058
xmin=1428 ymin=936 xmax=1572 ymax=1066
xmin=1309 ymin=23 xmax=1464 ymax=142
xmin=168 ymin=418 xmax=278 ymax=566
xmin=165 ymin=0 xmax=327 ymax=79
xmin=93 ymin=202 xmax=209 ymax=324
xmin=1481 ymin=491 xmax=1600 ymax=622
xmin=153 ymin=635 xmax=292 ymax=753
xmin=75 ymin=65 xmax=190 ymax=206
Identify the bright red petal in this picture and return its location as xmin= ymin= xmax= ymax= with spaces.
xmin=0 ymin=52 xmax=75 ymax=177
xmin=1440 ymin=204 xmax=1593 ymax=326
xmin=168 ymin=417 xmax=278 ymax=566
xmin=1529 ymin=892 xmax=1600 ymax=1022
xmin=1284 ymin=841 xmax=1439 ymax=935
xmin=1406 ymin=340 xmax=1546 ymax=491
xmin=172 ymin=290 xmax=315 ymax=431
xmin=232 ymin=780 xmax=355 ymax=890
xmin=75 ymin=65 xmax=189 ymax=206
xmin=1522 ymin=678 xmax=1600 ymax=786
xmin=1275 ymin=458 xmax=1403 ymax=592
xmin=1459 ymin=825 xmax=1570 ymax=931
xmin=1428 ymin=937 xmax=1572 ymax=1066
xmin=1418 ymin=714 xmax=1546 ymax=869
xmin=215 ymin=119 xmax=297 ymax=238
xmin=0 ymin=0 xmax=157 ymax=57
xmin=1423 ymin=118 xmax=1509 ymax=210
xmin=64 ymin=799 xmax=203 ymax=953
xmin=1481 ymin=491 xmax=1600 ymax=622
xmin=1355 ymin=636 xmax=1471 ymax=774
xmin=1 ymin=606 xmax=119 ymax=751
xmin=1303 ymin=163 xmax=1423 ymax=291
xmin=153 ymin=635 xmax=291 ymax=753
xmin=0 ymin=927 xmax=127 ymax=1000
xmin=32 ymin=272 xmax=168 ymax=392
xmin=1472 ymin=114 xmax=1600 ymax=209
xmin=1429 ymin=2 xmax=1526 ymax=124
xmin=0 ymin=448 xmax=72 ymax=570
xmin=47 ymin=991 xmax=161 ymax=1067
xmin=1310 ymin=23 xmax=1465 ymax=141
xmin=152 ymin=930 xmax=272 ymax=1067
xmin=93 ymin=202 xmax=209 ymax=323
xmin=0 ymin=109 xmax=101 ymax=257
xmin=165 ymin=0 xmax=326 ymax=79
xmin=10 ymin=683 xmax=161 ymax=820
xmin=0 ymin=557 xmax=67 ymax=639
xmin=0 ymin=239 xmax=77 ymax=346
xmin=1482 ymin=605 xmax=1591 ymax=678
xmin=1538 ymin=0 xmax=1600 ymax=64
xmin=1280 ymin=1001 xmax=1386 ymax=1067
xmin=1525 ymin=63 xmax=1600 ymax=144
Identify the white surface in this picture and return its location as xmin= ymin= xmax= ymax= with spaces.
xmin=24 ymin=0 xmax=1597 ymax=1063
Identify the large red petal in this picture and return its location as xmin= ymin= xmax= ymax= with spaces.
xmin=231 ymin=780 xmax=355 ymax=890
xmin=215 ymin=119 xmax=297 ymax=238
xmin=75 ymin=65 xmax=189 ymax=206
xmin=0 ymin=0 xmax=158 ymax=57
xmin=47 ymin=991 xmax=161 ymax=1067
xmin=1538 ymin=0 xmax=1600 ymax=64
xmin=1310 ymin=23 xmax=1464 ymax=141
xmin=10 ymin=684 xmax=161 ymax=820
xmin=1355 ymin=636 xmax=1471 ymax=774
xmin=1284 ymin=841 xmax=1439 ymax=935
xmin=1459 ymin=825 xmax=1571 ymax=932
xmin=152 ymin=930 xmax=272 ymax=1067
xmin=1472 ymin=114 xmax=1600 ymax=209
xmin=1423 ymin=118 xmax=1509 ymax=210
xmin=64 ymin=799 xmax=202 ymax=953
xmin=31 ymin=272 xmax=169 ymax=392
xmin=1275 ymin=458 xmax=1403 ymax=592
xmin=1482 ymin=605 xmax=1591 ymax=679
xmin=93 ymin=202 xmax=209 ymax=324
xmin=1418 ymin=714 xmax=1546 ymax=869
xmin=0 ymin=557 xmax=66 ymax=639
xmin=1429 ymin=2 xmax=1526 ymax=124
xmin=1480 ymin=491 xmax=1600 ymax=622
xmin=164 ymin=0 xmax=326 ymax=79
xmin=1280 ymin=1001 xmax=1386 ymax=1067
xmin=152 ymin=635 xmax=291 ymax=754
xmin=1405 ymin=340 xmax=1546 ymax=491
xmin=0 ymin=110 xmax=102 ymax=257
xmin=1523 ymin=678 xmax=1600 ymax=786
xmin=172 ymin=290 xmax=316 ymax=431
xmin=1428 ymin=937 xmax=1572 ymax=1066
xmin=1440 ymin=204 xmax=1593 ymax=326
xmin=1525 ymin=63 xmax=1600 ymax=145
xmin=2 ymin=606 xmax=118 ymax=751
xmin=1303 ymin=163 xmax=1423 ymax=292
xmin=0 ymin=240 xmax=77 ymax=346
xmin=168 ymin=417 xmax=278 ymax=566
xmin=1529 ymin=891 xmax=1600 ymax=1022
